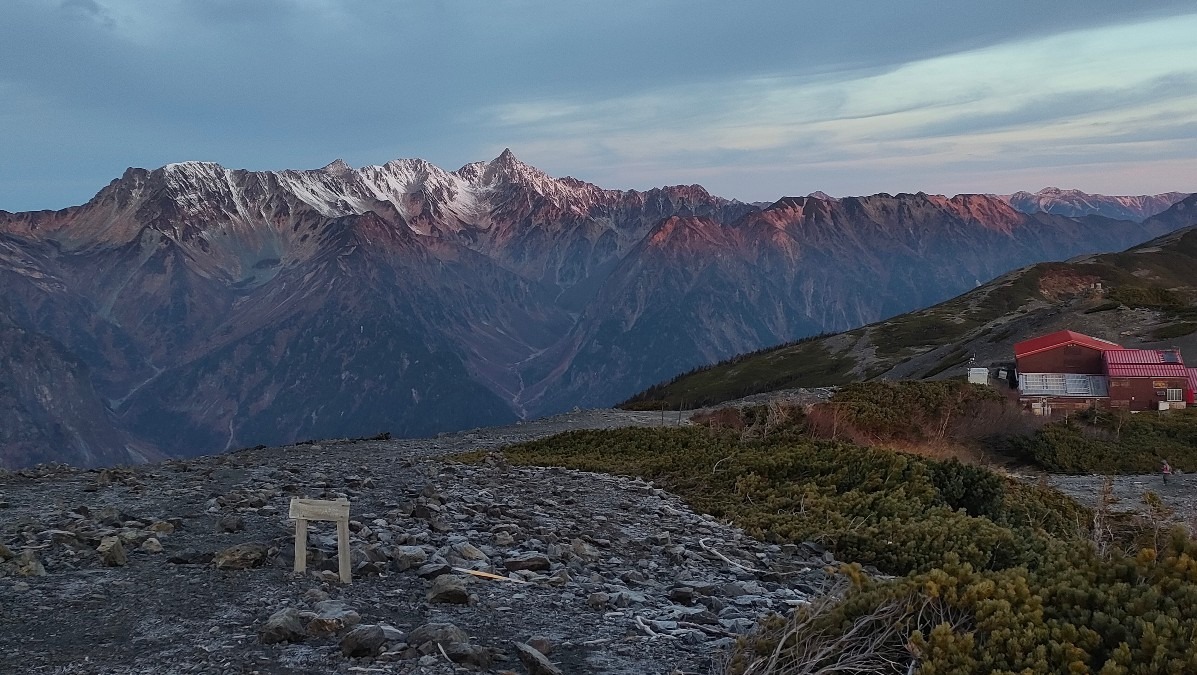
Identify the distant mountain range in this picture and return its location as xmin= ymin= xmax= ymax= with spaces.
xmin=1002 ymin=187 xmax=1187 ymax=222
xmin=0 ymin=151 xmax=1192 ymax=467
xmin=623 ymin=195 xmax=1197 ymax=411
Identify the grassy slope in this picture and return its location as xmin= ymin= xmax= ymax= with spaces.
xmin=622 ymin=227 xmax=1197 ymax=411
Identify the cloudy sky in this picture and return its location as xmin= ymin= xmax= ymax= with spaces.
xmin=3 ymin=1 xmax=1196 ymax=211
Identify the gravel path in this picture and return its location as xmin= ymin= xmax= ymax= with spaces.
xmin=1044 ymin=471 xmax=1197 ymax=525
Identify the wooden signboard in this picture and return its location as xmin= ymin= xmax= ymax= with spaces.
xmin=290 ymin=498 xmax=351 ymax=583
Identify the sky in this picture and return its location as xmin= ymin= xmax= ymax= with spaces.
xmin=2 ymin=1 xmax=1196 ymax=211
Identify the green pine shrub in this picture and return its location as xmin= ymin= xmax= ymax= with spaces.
xmin=480 ymin=403 xmax=1197 ymax=674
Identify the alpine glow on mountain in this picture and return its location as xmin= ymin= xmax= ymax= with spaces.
xmin=0 ymin=151 xmax=1192 ymax=468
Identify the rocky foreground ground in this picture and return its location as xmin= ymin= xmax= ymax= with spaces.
xmin=0 ymin=409 xmax=838 ymax=675
xmin=4 ymin=403 xmax=1191 ymax=675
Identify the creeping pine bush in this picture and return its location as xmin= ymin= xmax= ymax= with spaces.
xmin=494 ymin=421 xmax=1197 ymax=674
xmin=807 ymin=380 xmax=1004 ymax=442
xmin=1010 ymin=408 xmax=1197 ymax=474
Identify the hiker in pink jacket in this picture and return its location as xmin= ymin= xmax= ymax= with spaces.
xmin=1162 ymin=460 xmax=1172 ymax=485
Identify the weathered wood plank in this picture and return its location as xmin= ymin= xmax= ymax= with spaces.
xmin=336 ymin=518 xmax=352 ymax=584
xmin=290 ymin=498 xmax=352 ymax=583
xmin=293 ymin=518 xmax=307 ymax=574
xmin=289 ymin=498 xmax=350 ymax=521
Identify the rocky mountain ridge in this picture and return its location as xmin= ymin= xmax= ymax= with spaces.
xmin=1002 ymin=187 xmax=1187 ymax=222
xmin=0 ymin=152 xmax=1192 ymax=467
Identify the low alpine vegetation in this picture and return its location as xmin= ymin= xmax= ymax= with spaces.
xmin=491 ymin=383 xmax=1197 ymax=674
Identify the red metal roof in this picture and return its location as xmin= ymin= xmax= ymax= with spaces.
xmin=1103 ymin=348 xmax=1185 ymax=365
xmin=1103 ymin=349 xmax=1188 ymax=378
xmin=1106 ymin=364 xmax=1189 ymax=378
xmin=1187 ymin=368 xmax=1197 ymax=392
xmin=1013 ymin=330 xmax=1122 ymax=359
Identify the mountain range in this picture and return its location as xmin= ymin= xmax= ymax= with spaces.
xmin=1002 ymin=187 xmax=1188 ymax=222
xmin=0 ymin=150 xmax=1192 ymax=467
xmin=624 ymin=195 xmax=1197 ymax=410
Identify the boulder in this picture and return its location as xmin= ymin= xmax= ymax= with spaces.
xmin=391 ymin=545 xmax=428 ymax=571
xmin=515 ymin=641 xmax=562 ymax=675
xmin=408 ymin=622 xmax=469 ymax=647
xmin=340 ymin=624 xmax=386 ymax=657
xmin=213 ymin=542 xmax=269 ymax=570
xmin=307 ymin=600 xmax=361 ymax=635
xmin=259 ymin=607 xmax=305 ymax=645
xmin=570 ymin=538 xmax=599 ymax=562
xmin=217 ymin=515 xmax=245 ymax=533
xmin=443 ymin=642 xmax=491 ymax=668
xmin=503 ymin=552 xmax=551 ymax=572
xmin=97 ymin=537 xmax=127 ymax=566
xmin=148 ymin=520 xmax=175 ymax=535
xmin=426 ymin=574 xmax=470 ymax=604
xmin=15 ymin=550 xmax=47 ymax=577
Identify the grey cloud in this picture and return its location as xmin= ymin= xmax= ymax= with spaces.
xmin=1 ymin=1 xmax=1195 ymax=209
xmin=901 ymin=73 xmax=1197 ymax=141
xmin=59 ymin=0 xmax=114 ymax=28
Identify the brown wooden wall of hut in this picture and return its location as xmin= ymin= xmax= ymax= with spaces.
xmin=1016 ymin=345 xmax=1107 ymax=374
xmin=1108 ymin=376 xmax=1189 ymax=411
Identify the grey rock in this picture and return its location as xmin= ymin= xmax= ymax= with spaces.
xmin=427 ymin=574 xmax=470 ymax=604
xmin=97 ymin=537 xmax=127 ymax=567
xmin=340 ymin=624 xmax=386 ymax=657
xmin=392 ymin=545 xmax=428 ymax=571
xmin=308 ymin=600 xmax=361 ymax=635
xmin=504 ymin=552 xmax=551 ymax=572
xmin=614 ymin=590 xmax=648 ymax=607
xmin=669 ymin=586 xmax=695 ymax=604
xmin=414 ymin=562 xmax=453 ymax=579
xmin=408 ymin=622 xmax=469 ymax=646
xmin=443 ymin=642 xmax=491 ymax=668
xmin=148 ymin=520 xmax=175 ymax=535
xmin=449 ymin=541 xmax=488 ymax=561
xmin=96 ymin=506 xmax=124 ymax=526
xmin=379 ymin=624 xmax=406 ymax=642
xmin=15 ymin=550 xmax=47 ymax=577
xmin=527 ymin=635 xmax=554 ymax=656
xmin=259 ymin=607 xmax=305 ymax=645
xmin=515 ymin=641 xmax=562 ymax=675
xmin=216 ymin=515 xmax=244 ymax=533
xmin=213 ymin=542 xmax=269 ymax=570
xmin=303 ymin=588 xmax=330 ymax=604
xmin=570 ymin=538 xmax=599 ymax=562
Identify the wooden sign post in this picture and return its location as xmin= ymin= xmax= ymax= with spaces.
xmin=289 ymin=497 xmax=352 ymax=583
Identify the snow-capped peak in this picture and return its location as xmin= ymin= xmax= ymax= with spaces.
xmin=321 ymin=159 xmax=354 ymax=178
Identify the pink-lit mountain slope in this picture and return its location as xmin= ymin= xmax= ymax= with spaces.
xmin=0 ymin=151 xmax=1190 ymax=467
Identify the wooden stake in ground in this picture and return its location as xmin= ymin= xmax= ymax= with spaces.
xmin=289 ymin=497 xmax=352 ymax=583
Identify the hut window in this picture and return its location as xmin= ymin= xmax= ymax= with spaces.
xmin=1167 ymin=389 xmax=1183 ymax=402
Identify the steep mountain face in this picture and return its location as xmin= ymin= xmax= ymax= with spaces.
xmin=0 ymin=152 xmax=1191 ymax=467
xmin=1004 ymin=187 xmax=1187 ymax=222
xmin=624 ymin=200 xmax=1197 ymax=411
xmin=0 ymin=295 xmax=160 ymax=468
xmin=549 ymin=193 xmax=1189 ymax=409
